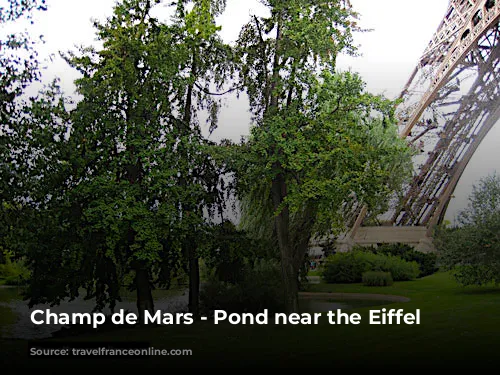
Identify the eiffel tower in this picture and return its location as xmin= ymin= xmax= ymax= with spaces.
xmin=337 ymin=0 xmax=500 ymax=252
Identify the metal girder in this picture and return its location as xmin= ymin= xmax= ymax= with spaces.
xmin=350 ymin=0 xmax=500 ymax=236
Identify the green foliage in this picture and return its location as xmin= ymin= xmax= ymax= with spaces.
xmin=231 ymin=0 xmax=413 ymax=313
xmin=236 ymin=71 xmax=413 ymax=236
xmin=384 ymin=256 xmax=419 ymax=281
xmin=435 ymin=174 xmax=500 ymax=286
xmin=456 ymin=173 xmax=500 ymax=226
xmin=0 ymin=0 xmax=46 ymax=109
xmin=236 ymin=0 xmax=360 ymax=120
xmin=1 ymin=0 xmax=414 ymax=317
xmin=451 ymin=265 xmax=498 ymax=287
xmin=200 ymin=259 xmax=284 ymax=314
xmin=199 ymin=277 xmax=242 ymax=313
xmin=0 ymin=251 xmax=30 ymax=285
xmin=5 ymin=0 xmax=233 ymax=312
xmin=362 ymin=271 xmax=393 ymax=287
xmin=239 ymin=259 xmax=285 ymax=313
xmin=321 ymin=250 xmax=419 ymax=284
xmin=206 ymin=0 xmax=406 ymax=313
xmin=321 ymin=251 xmax=367 ymax=283
xmin=200 ymin=221 xmax=283 ymax=313
xmin=364 ymin=243 xmax=438 ymax=277
xmin=1 ymin=0 xmax=47 ymax=255
xmin=200 ymin=220 xmax=278 ymax=284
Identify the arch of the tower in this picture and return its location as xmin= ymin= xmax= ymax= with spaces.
xmin=336 ymin=0 xmax=500 ymax=252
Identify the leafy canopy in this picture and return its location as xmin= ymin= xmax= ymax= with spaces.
xmin=13 ymin=0 xmax=231 ymax=311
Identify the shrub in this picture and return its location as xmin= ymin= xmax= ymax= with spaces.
xmin=3 ymin=274 xmax=27 ymax=286
xmin=199 ymin=278 xmax=244 ymax=313
xmin=451 ymin=265 xmax=498 ymax=286
xmin=238 ymin=258 xmax=285 ymax=312
xmin=362 ymin=271 xmax=393 ymax=286
xmin=0 ymin=252 xmax=30 ymax=285
xmin=378 ymin=255 xmax=419 ymax=281
xmin=361 ymin=243 xmax=438 ymax=277
xmin=200 ymin=259 xmax=284 ymax=315
xmin=320 ymin=251 xmax=369 ymax=283
xmin=321 ymin=250 xmax=419 ymax=283
xmin=405 ymin=250 xmax=438 ymax=277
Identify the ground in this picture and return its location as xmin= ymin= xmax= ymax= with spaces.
xmin=1 ymin=272 xmax=500 ymax=369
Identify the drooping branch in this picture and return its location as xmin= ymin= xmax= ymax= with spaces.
xmin=253 ymin=15 xmax=271 ymax=110
xmin=194 ymin=83 xmax=242 ymax=96
xmin=269 ymin=18 xmax=282 ymax=111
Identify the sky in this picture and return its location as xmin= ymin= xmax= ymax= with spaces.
xmin=6 ymin=0 xmax=499 ymax=223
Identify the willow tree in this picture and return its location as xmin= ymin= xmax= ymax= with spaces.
xmin=235 ymin=1 xmax=412 ymax=313
xmin=21 ymin=0 xmax=231 ymax=318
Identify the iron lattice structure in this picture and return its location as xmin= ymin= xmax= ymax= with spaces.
xmin=353 ymin=0 xmax=500 ymax=233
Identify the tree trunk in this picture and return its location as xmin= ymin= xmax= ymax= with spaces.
xmin=267 ymin=16 xmax=301 ymax=313
xmin=135 ymin=266 xmax=154 ymax=323
xmin=180 ymin=47 xmax=200 ymax=319
xmin=188 ymin=247 xmax=200 ymax=318
xmin=293 ymin=205 xmax=315 ymax=279
xmin=281 ymin=251 xmax=299 ymax=314
xmin=271 ymin=169 xmax=299 ymax=313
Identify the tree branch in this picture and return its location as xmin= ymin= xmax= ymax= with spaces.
xmin=194 ymin=83 xmax=242 ymax=96
xmin=253 ymin=15 xmax=271 ymax=110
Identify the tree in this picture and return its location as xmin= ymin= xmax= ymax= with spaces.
xmin=16 ymin=0 xmax=231 ymax=319
xmin=435 ymin=174 xmax=500 ymax=286
xmin=0 ymin=0 xmax=47 ymax=115
xmin=165 ymin=0 xmax=234 ymax=317
xmin=234 ymin=1 xmax=413 ymax=313
xmin=1 ymin=0 xmax=47 ymax=255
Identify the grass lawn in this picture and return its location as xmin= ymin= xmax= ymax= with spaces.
xmin=2 ymin=271 xmax=500 ymax=369
xmin=307 ymin=269 xmax=321 ymax=277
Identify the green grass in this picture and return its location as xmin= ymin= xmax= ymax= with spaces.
xmin=3 ymin=271 xmax=500 ymax=369
xmin=307 ymin=269 xmax=321 ymax=277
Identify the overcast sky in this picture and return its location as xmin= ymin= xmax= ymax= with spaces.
xmin=8 ymin=0 xmax=500 ymax=223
